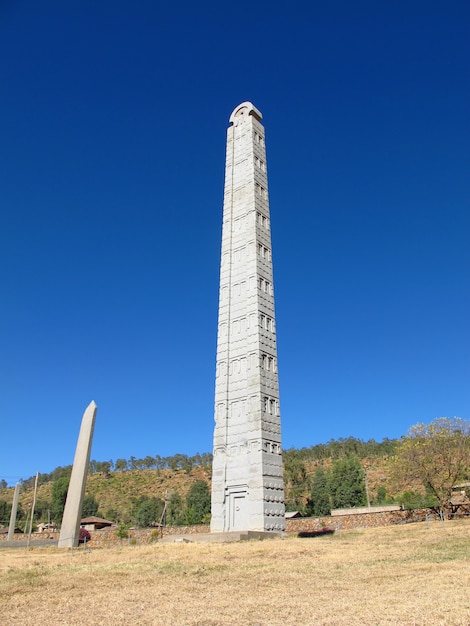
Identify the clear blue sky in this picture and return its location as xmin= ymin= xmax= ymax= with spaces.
xmin=1 ymin=1 xmax=468 ymax=484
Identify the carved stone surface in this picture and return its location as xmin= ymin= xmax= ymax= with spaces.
xmin=58 ymin=401 xmax=97 ymax=548
xmin=211 ymin=103 xmax=285 ymax=533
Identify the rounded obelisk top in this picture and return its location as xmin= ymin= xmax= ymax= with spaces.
xmin=229 ymin=101 xmax=262 ymax=124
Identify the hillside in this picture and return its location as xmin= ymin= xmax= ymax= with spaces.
xmin=85 ymin=465 xmax=212 ymax=518
xmin=0 ymin=450 xmax=419 ymax=527
xmin=0 ymin=465 xmax=212 ymax=525
xmin=3 ymin=433 xmax=442 ymax=527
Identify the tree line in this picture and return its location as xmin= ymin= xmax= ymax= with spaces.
xmin=282 ymin=436 xmax=397 ymax=464
xmin=4 ymin=421 xmax=468 ymax=528
xmin=18 ymin=437 xmax=396 ymax=489
xmin=18 ymin=452 xmax=214 ymax=489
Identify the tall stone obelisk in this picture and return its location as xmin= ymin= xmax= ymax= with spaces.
xmin=58 ymin=401 xmax=97 ymax=548
xmin=211 ymin=102 xmax=285 ymax=533
xmin=7 ymin=483 xmax=20 ymax=541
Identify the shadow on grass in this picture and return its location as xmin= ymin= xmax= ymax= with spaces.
xmin=297 ymin=529 xmax=335 ymax=538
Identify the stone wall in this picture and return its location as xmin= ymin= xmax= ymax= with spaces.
xmin=285 ymin=508 xmax=434 ymax=533
xmin=87 ymin=509 xmax=438 ymax=546
xmin=86 ymin=524 xmax=212 ymax=547
xmin=0 ymin=508 xmax=438 ymax=547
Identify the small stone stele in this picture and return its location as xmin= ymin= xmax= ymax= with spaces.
xmin=58 ymin=401 xmax=97 ymax=548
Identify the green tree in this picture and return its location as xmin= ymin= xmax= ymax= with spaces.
xmin=329 ymin=455 xmax=367 ymax=509
xmin=168 ymin=456 xmax=179 ymax=471
xmin=200 ymin=452 xmax=213 ymax=471
xmin=143 ymin=456 xmax=156 ymax=469
xmin=48 ymin=465 xmax=72 ymax=483
xmin=186 ymin=480 xmax=211 ymax=524
xmin=167 ymin=492 xmax=185 ymax=525
xmin=51 ymin=476 xmax=70 ymax=523
xmin=116 ymin=522 xmax=130 ymax=539
xmin=104 ymin=508 xmax=120 ymax=522
xmin=393 ymin=417 xmax=470 ymax=518
xmin=376 ymin=486 xmax=387 ymax=504
xmin=13 ymin=502 xmax=25 ymax=521
xmin=82 ymin=494 xmax=99 ymax=517
xmin=307 ymin=467 xmax=331 ymax=516
xmin=180 ymin=455 xmax=193 ymax=474
xmin=33 ymin=499 xmax=51 ymax=522
xmin=95 ymin=461 xmax=111 ymax=475
xmin=0 ymin=499 xmax=11 ymax=525
xmin=283 ymin=454 xmax=310 ymax=512
xmin=115 ymin=458 xmax=128 ymax=472
xmin=135 ymin=496 xmax=165 ymax=528
xmin=399 ymin=490 xmax=437 ymax=510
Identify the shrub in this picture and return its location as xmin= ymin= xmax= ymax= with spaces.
xmin=116 ymin=522 xmax=130 ymax=539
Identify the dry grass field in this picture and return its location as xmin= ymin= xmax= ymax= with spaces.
xmin=1 ymin=519 xmax=469 ymax=625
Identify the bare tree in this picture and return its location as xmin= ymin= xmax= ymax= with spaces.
xmin=393 ymin=417 xmax=470 ymax=518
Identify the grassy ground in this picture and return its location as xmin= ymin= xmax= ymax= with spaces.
xmin=1 ymin=519 xmax=469 ymax=625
